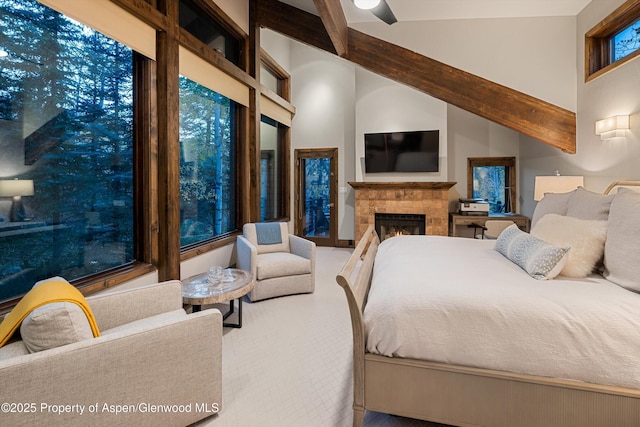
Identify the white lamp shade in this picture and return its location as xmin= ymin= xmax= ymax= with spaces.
xmin=354 ymin=0 xmax=381 ymax=10
xmin=534 ymin=176 xmax=584 ymax=201
xmin=0 ymin=179 xmax=35 ymax=197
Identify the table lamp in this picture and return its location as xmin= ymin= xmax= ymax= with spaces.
xmin=0 ymin=179 xmax=34 ymax=222
xmin=534 ymin=174 xmax=583 ymax=201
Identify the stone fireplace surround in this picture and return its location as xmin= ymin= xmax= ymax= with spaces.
xmin=349 ymin=181 xmax=456 ymax=242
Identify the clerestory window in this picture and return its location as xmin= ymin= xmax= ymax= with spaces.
xmin=585 ymin=0 xmax=640 ymax=81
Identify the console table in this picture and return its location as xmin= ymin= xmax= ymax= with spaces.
xmin=449 ymin=213 xmax=530 ymax=238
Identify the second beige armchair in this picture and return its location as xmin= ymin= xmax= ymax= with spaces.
xmin=237 ymin=222 xmax=315 ymax=302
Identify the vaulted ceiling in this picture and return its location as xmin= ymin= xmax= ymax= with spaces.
xmin=281 ymin=0 xmax=592 ymax=23
xmin=256 ymin=0 xmax=580 ymax=153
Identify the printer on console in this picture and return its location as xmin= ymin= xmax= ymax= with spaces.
xmin=458 ymin=198 xmax=490 ymax=215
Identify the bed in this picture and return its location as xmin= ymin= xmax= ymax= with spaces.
xmin=336 ymin=181 xmax=640 ymax=427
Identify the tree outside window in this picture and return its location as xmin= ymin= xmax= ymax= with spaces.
xmin=467 ymin=157 xmax=516 ymax=215
xmin=0 ymin=0 xmax=134 ymax=302
xmin=178 ymin=76 xmax=236 ymax=247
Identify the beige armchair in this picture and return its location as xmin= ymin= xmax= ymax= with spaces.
xmin=237 ymin=222 xmax=315 ymax=302
xmin=0 ymin=280 xmax=222 ymax=426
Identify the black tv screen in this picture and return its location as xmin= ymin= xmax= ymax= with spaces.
xmin=364 ymin=130 xmax=439 ymax=173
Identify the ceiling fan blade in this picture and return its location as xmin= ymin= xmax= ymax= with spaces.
xmin=371 ymin=0 xmax=397 ymax=25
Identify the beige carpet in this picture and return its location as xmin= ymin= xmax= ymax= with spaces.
xmin=192 ymin=247 xmax=451 ymax=427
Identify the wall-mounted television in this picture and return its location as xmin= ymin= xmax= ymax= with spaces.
xmin=364 ymin=130 xmax=439 ymax=173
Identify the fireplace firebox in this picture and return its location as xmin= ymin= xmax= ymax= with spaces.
xmin=375 ymin=213 xmax=426 ymax=241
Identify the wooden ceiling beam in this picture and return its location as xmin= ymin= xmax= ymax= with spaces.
xmin=257 ymin=0 xmax=337 ymax=55
xmin=256 ymin=0 xmax=576 ymax=153
xmin=347 ymin=29 xmax=576 ymax=153
xmin=312 ymin=0 xmax=349 ymax=57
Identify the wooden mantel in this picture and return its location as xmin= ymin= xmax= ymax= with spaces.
xmin=348 ymin=181 xmax=456 ymax=190
xmin=350 ymin=181 xmax=456 ymax=241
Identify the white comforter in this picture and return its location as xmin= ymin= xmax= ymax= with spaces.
xmin=364 ymin=235 xmax=640 ymax=389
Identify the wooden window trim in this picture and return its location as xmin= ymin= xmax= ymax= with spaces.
xmin=260 ymin=48 xmax=291 ymax=101
xmin=11 ymin=0 xmax=256 ymax=304
xmin=585 ymin=0 xmax=640 ymax=82
xmin=179 ymin=0 xmax=249 ymax=71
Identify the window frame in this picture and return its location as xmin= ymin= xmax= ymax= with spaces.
xmin=259 ymin=115 xmax=290 ymax=222
xmin=585 ymin=0 xmax=640 ymax=82
xmin=178 ymin=0 xmax=248 ymax=71
xmin=0 ymin=0 xmax=263 ymax=311
xmin=0 ymin=2 xmax=157 ymax=310
xmin=177 ymin=77 xmax=241 ymax=251
xmin=467 ymin=157 xmax=517 ymax=214
xmin=260 ymin=48 xmax=291 ymax=101
xmin=175 ymin=1 xmax=249 ymax=260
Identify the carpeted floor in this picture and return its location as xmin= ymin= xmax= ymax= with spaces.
xmin=192 ymin=247 xmax=451 ymax=427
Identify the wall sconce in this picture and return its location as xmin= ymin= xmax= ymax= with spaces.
xmin=534 ymin=173 xmax=584 ymax=201
xmin=595 ymin=115 xmax=629 ymax=140
xmin=0 ymin=179 xmax=34 ymax=222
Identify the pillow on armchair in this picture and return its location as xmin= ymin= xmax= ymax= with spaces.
xmin=0 ymin=277 xmax=100 ymax=353
xmin=242 ymin=222 xmax=290 ymax=254
xmin=21 ymin=302 xmax=94 ymax=353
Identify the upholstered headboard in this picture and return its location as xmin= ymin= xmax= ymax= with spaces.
xmin=604 ymin=180 xmax=640 ymax=195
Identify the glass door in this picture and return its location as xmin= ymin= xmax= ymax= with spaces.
xmin=294 ymin=148 xmax=338 ymax=247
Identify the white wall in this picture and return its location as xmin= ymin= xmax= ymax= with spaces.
xmin=289 ymin=40 xmax=357 ymax=241
xmin=519 ymin=0 xmax=640 ymax=218
xmin=264 ymin=23 xmax=525 ymax=241
xmin=354 ymin=68 xmax=448 ymax=183
xmin=447 ymin=105 xmax=520 ymax=212
xmin=352 ymin=16 xmax=577 ymax=111
xmin=260 ymin=29 xmax=291 ymax=72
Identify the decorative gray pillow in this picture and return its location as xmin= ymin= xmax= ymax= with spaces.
xmin=603 ymin=188 xmax=640 ymax=292
xmin=531 ymin=190 xmax=576 ymax=228
xmin=495 ymin=224 xmax=569 ymax=280
xmin=566 ymin=187 xmax=614 ymax=221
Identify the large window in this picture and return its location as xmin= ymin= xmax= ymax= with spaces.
xmin=467 ymin=157 xmax=516 ymax=214
xmin=179 ymin=76 xmax=237 ymax=247
xmin=0 ymin=0 xmax=135 ymax=302
xmin=585 ymin=0 xmax=640 ymax=81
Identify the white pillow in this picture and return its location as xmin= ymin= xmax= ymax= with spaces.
xmin=495 ymin=224 xmax=569 ymax=280
xmin=531 ymin=214 xmax=607 ymax=278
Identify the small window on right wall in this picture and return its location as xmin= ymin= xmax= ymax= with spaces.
xmin=585 ymin=0 xmax=640 ymax=82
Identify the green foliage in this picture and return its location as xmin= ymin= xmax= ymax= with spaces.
xmin=472 ymin=166 xmax=506 ymax=214
xmin=0 ymin=0 xmax=134 ymax=298
xmin=178 ymin=76 xmax=236 ymax=243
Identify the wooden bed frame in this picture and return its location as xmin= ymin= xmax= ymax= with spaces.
xmin=336 ymin=181 xmax=640 ymax=427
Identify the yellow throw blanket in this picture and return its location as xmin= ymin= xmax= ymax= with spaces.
xmin=0 ymin=279 xmax=100 ymax=348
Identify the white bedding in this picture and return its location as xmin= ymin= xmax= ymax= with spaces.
xmin=364 ymin=235 xmax=640 ymax=389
